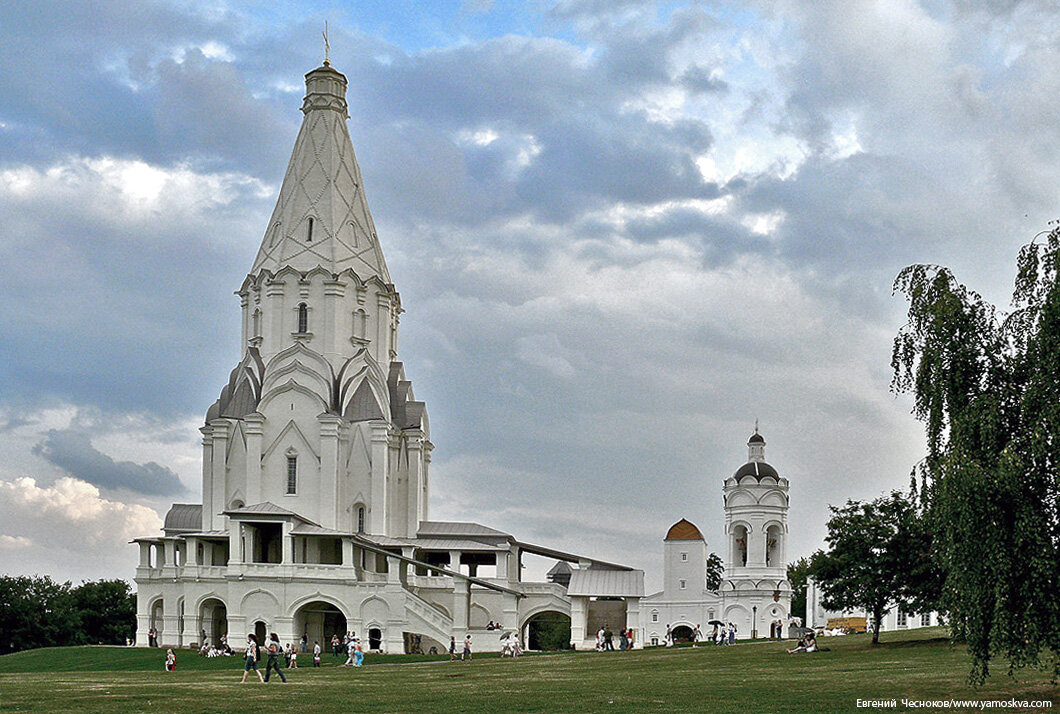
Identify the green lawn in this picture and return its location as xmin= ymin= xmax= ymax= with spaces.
xmin=0 ymin=628 xmax=1055 ymax=713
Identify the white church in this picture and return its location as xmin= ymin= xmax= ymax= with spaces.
xmin=133 ymin=59 xmax=646 ymax=654
xmin=640 ymin=430 xmax=793 ymax=644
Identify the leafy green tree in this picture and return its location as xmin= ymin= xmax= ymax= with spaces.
xmin=71 ymin=580 xmax=136 ymax=645
xmin=705 ymin=552 xmax=724 ymax=591
xmin=892 ymin=225 xmax=1060 ymax=681
xmin=0 ymin=575 xmax=80 ymax=654
xmin=814 ymin=492 xmax=930 ymax=645
xmin=787 ymin=551 xmax=825 ymax=623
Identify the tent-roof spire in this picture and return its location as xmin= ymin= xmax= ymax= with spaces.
xmin=249 ymin=57 xmax=391 ymax=283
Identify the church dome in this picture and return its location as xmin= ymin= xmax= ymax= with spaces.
xmin=748 ymin=432 xmax=765 ymax=444
xmin=665 ymin=518 xmax=704 ymax=541
xmin=733 ymin=461 xmax=780 ymax=480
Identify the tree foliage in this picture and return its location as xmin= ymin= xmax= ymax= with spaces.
xmin=814 ymin=492 xmax=934 ymax=645
xmin=705 ymin=552 xmax=724 ymax=592
xmin=892 ymin=225 xmax=1060 ymax=681
xmin=787 ymin=551 xmax=825 ymax=623
xmin=0 ymin=575 xmax=137 ymax=654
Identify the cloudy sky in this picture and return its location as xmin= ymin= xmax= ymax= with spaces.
xmin=1 ymin=0 xmax=1057 ymax=590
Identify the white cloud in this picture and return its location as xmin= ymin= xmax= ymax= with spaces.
xmin=0 ymin=476 xmax=162 ymax=581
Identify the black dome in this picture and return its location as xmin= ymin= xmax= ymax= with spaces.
xmin=748 ymin=432 xmax=765 ymax=444
xmin=734 ymin=461 xmax=779 ymax=480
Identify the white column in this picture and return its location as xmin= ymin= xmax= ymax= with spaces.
xmin=228 ymin=523 xmax=243 ymax=565
xmin=323 ymin=279 xmax=344 ymax=360
xmin=369 ymin=424 xmax=389 ymax=534
xmin=210 ymin=420 xmax=230 ymax=520
xmin=281 ymin=521 xmax=294 ymax=564
xmin=245 ymin=414 xmax=264 ymax=505
xmin=200 ymin=427 xmax=214 ymax=531
xmin=625 ymin=597 xmax=642 ymax=649
xmin=161 ymin=597 xmax=181 ymax=647
xmin=452 ymin=579 xmax=470 ymax=643
xmin=405 ymin=431 xmax=423 ymax=536
xmin=570 ymin=596 xmax=587 ymax=649
xmin=319 ymin=414 xmax=342 ymax=528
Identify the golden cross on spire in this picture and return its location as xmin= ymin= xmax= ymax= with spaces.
xmin=323 ymin=21 xmax=331 ymax=66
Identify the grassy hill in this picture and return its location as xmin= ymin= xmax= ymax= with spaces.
xmin=0 ymin=628 xmax=1055 ymax=713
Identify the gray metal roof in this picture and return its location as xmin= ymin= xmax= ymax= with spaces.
xmin=567 ymin=568 xmax=645 ymax=598
xmin=417 ymin=521 xmax=512 ymax=539
xmin=290 ymin=524 xmax=348 ymax=536
xmin=163 ymin=504 xmax=203 ymax=534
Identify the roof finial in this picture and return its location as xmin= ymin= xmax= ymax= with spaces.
xmin=322 ymin=21 xmax=331 ymax=66
xmin=754 ymin=417 xmax=759 ymax=434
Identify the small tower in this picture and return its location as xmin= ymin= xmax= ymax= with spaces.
xmin=723 ymin=428 xmax=789 ymax=578
xmin=662 ymin=518 xmax=708 ymax=599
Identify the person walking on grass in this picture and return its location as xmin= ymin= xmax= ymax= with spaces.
xmin=449 ymin=636 xmax=457 ymax=661
xmin=241 ymin=635 xmax=264 ymax=683
xmin=354 ymin=638 xmax=364 ymax=667
xmin=288 ymin=643 xmax=298 ymax=669
xmin=343 ymin=636 xmax=356 ymax=666
xmin=263 ymin=632 xmax=287 ymax=683
xmin=313 ymin=640 xmax=322 ymax=667
xmin=462 ymin=634 xmax=472 ymax=661
xmin=165 ymin=648 xmax=176 ymax=671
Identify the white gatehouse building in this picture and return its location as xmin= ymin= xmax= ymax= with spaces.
xmin=133 ymin=58 xmax=644 ymax=654
xmin=641 ymin=430 xmax=793 ymax=643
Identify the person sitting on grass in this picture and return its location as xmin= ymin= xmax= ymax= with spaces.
xmin=786 ymin=633 xmax=817 ymax=654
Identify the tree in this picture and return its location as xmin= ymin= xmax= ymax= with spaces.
xmin=787 ymin=551 xmax=825 ymax=623
xmin=705 ymin=552 xmax=724 ymax=591
xmin=814 ymin=492 xmax=930 ymax=645
xmin=893 ymin=226 xmax=1060 ymax=681
xmin=0 ymin=575 xmax=80 ymax=654
xmin=71 ymin=580 xmax=136 ymax=646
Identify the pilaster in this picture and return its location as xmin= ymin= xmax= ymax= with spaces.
xmin=245 ymin=414 xmax=264 ymax=505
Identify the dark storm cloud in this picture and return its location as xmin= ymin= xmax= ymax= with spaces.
xmin=33 ymin=428 xmax=186 ymax=496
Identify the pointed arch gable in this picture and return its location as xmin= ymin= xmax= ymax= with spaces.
xmin=262 ymin=419 xmax=320 ymax=463
xmin=266 ymin=342 xmax=334 ymax=380
xmin=262 ymin=359 xmax=332 ymax=400
xmin=259 ymin=379 xmax=329 ymax=416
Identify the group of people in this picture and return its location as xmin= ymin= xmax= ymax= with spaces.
xmin=448 ymin=634 xmax=473 ymax=661
xmin=664 ymin=622 xmax=737 ymax=647
xmin=198 ymin=634 xmax=233 ymax=658
xmin=595 ymin=625 xmax=635 ymax=651
xmin=239 ymin=633 xmax=289 ymax=683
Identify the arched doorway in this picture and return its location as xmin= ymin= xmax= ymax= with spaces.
xmin=671 ymin=625 xmax=694 ymax=643
xmin=368 ymin=627 xmax=382 ymax=651
xmin=526 ymin=612 xmax=571 ymax=650
xmin=293 ymin=601 xmax=347 ymax=650
xmin=149 ymin=599 xmax=164 ymax=646
xmin=254 ymin=620 xmax=267 ymax=646
xmin=199 ymin=598 xmax=227 ymax=647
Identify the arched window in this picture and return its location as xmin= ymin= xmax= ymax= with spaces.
xmin=766 ymin=524 xmax=782 ymax=567
xmin=286 ymin=455 xmax=297 ymax=494
xmin=252 ymin=309 xmax=262 ymax=338
xmin=733 ymin=525 xmax=749 ymax=567
xmin=353 ymin=309 xmax=367 ymax=340
xmin=357 ymin=506 xmax=366 ymax=533
xmin=307 ymin=217 xmax=314 ymax=243
xmin=297 ymin=303 xmax=308 ymax=334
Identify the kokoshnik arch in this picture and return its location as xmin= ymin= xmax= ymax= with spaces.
xmin=132 ymin=58 xmax=645 ymax=654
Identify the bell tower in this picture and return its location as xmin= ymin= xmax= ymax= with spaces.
xmin=722 ymin=428 xmax=789 ymax=579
